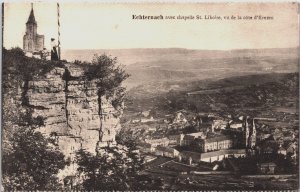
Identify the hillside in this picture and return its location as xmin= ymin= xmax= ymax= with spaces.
xmin=62 ymin=48 xmax=299 ymax=88
xmin=123 ymin=72 xmax=299 ymax=120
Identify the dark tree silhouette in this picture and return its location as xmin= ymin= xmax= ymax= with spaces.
xmin=2 ymin=127 xmax=68 ymax=190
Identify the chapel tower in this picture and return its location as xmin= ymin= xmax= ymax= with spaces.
xmin=23 ymin=4 xmax=44 ymax=52
xmin=244 ymin=117 xmax=250 ymax=148
xmin=249 ymin=119 xmax=257 ymax=148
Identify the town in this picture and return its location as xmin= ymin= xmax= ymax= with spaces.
xmin=2 ymin=3 xmax=299 ymax=191
xmin=119 ymin=73 xmax=299 ymax=189
xmin=120 ymin=108 xmax=298 ymax=189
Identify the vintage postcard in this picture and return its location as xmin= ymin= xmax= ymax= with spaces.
xmin=2 ymin=2 xmax=299 ymax=191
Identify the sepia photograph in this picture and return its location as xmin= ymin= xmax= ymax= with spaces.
xmin=2 ymin=2 xmax=299 ymax=191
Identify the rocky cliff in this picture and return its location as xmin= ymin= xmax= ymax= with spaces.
xmin=3 ymin=49 xmax=129 ymax=187
xmin=11 ymin=62 xmax=123 ymax=179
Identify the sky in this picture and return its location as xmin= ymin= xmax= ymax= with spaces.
xmin=3 ymin=3 xmax=299 ymax=50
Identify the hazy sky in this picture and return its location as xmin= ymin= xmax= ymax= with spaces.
xmin=3 ymin=3 xmax=299 ymax=50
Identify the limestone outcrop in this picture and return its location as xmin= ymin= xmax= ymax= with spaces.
xmin=22 ymin=63 xmax=122 ymax=165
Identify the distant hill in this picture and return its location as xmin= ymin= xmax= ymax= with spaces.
xmin=62 ymin=48 xmax=299 ymax=88
xmin=124 ymin=72 xmax=299 ymax=118
xmin=62 ymin=48 xmax=299 ymax=65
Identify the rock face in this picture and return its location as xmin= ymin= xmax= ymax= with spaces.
xmin=22 ymin=64 xmax=122 ymax=176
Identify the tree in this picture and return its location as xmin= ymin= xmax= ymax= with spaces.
xmin=75 ymin=143 xmax=163 ymax=191
xmin=75 ymin=145 xmax=143 ymax=191
xmin=76 ymin=131 xmax=164 ymax=191
xmin=2 ymin=127 xmax=69 ymax=190
xmin=2 ymin=48 xmax=68 ymax=190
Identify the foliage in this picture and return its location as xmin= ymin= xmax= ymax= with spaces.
xmin=75 ymin=141 xmax=163 ymax=191
xmin=84 ymin=54 xmax=129 ymax=105
xmin=2 ymin=127 xmax=68 ymax=190
xmin=75 ymin=145 xmax=141 ymax=190
xmin=3 ymin=47 xmax=64 ymax=82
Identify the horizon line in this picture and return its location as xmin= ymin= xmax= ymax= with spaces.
xmin=60 ymin=47 xmax=299 ymax=51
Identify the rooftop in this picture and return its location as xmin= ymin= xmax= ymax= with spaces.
xmin=201 ymin=149 xmax=246 ymax=159
xmin=180 ymin=149 xmax=246 ymax=159
xmin=156 ymin=146 xmax=178 ymax=153
xmin=205 ymin=134 xmax=232 ymax=143
xmin=187 ymin=132 xmax=205 ymax=137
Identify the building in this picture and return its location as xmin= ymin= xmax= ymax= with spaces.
xmin=141 ymin=116 xmax=155 ymax=123
xmin=141 ymin=110 xmax=151 ymax=117
xmin=168 ymin=134 xmax=182 ymax=146
xmin=145 ymin=137 xmax=169 ymax=147
xmin=212 ymin=119 xmax=228 ymax=130
xmin=173 ymin=111 xmax=188 ymax=124
xmin=181 ymin=132 xmax=205 ymax=146
xmin=143 ymin=155 xmax=157 ymax=163
xmin=179 ymin=149 xmax=246 ymax=164
xmin=229 ymin=122 xmax=243 ymax=129
xmin=200 ymin=149 xmax=246 ymax=163
xmin=277 ymin=145 xmax=287 ymax=156
xmin=179 ymin=151 xmax=201 ymax=165
xmin=23 ymin=6 xmax=44 ymax=53
xmin=257 ymin=136 xmax=278 ymax=155
xmin=249 ymin=119 xmax=257 ymax=148
xmin=257 ymin=162 xmax=277 ymax=174
xmin=155 ymin=146 xmax=179 ymax=158
xmin=196 ymin=135 xmax=233 ymax=152
xmin=223 ymin=118 xmax=256 ymax=149
xmin=137 ymin=143 xmax=155 ymax=153
xmin=285 ymin=141 xmax=297 ymax=158
xmin=244 ymin=118 xmax=257 ymax=148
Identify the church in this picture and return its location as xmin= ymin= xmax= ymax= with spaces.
xmin=23 ymin=6 xmax=44 ymax=53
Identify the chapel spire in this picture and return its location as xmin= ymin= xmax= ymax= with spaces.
xmin=26 ymin=3 xmax=37 ymax=24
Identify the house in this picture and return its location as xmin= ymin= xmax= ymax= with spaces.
xmin=155 ymin=146 xmax=179 ymax=158
xmin=257 ymin=162 xmax=276 ymax=174
xmin=141 ymin=110 xmax=151 ymax=117
xmin=173 ymin=111 xmax=188 ymax=124
xmin=147 ymin=126 xmax=156 ymax=132
xmin=137 ymin=143 xmax=155 ymax=154
xmin=211 ymin=119 xmax=228 ymax=130
xmin=132 ymin=119 xmax=141 ymax=123
xmin=285 ymin=141 xmax=297 ymax=157
xmin=141 ymin=116 xmax=155 ymax=123
xmin=168 ymin=134 xmax=182 ymax=146
xmin=229 ymin=122 xmax=243 ymax=129
xmin=145 ymin=137 xmax=169 ymax=147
